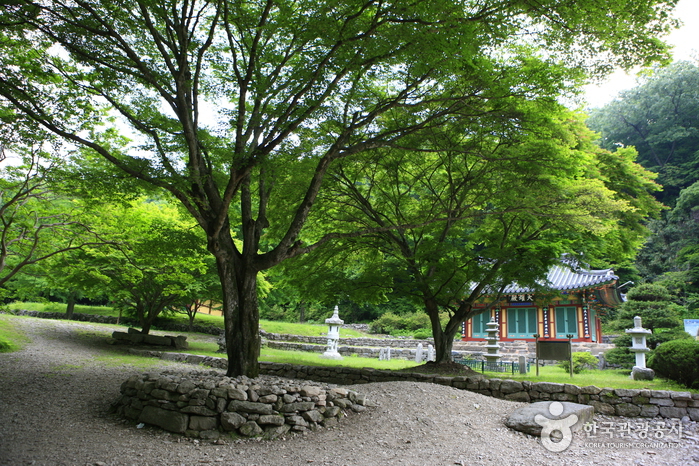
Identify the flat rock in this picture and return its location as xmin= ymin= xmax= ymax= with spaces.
xmin=631 ymin=366 xmax=655 ymax=381
xmin=505 ymin=401 xmax=593 ymax=436
xmin=138 ymin=406 xmax=189 ymax=434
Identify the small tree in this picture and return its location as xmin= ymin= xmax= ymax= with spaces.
xmin=76 ymin=199 xmax=212 ymax=334
xmin=604 ymin=283 xmax=691 ymax=368
xmin=169 ymin=257 xmax=221 ymax=331
xmin=558 ymin=352 xmax=599 ymax=374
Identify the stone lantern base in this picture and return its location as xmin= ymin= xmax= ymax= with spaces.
xmin=320 ymin=351 xmax=343 ymax=360
xmin=631 ymin=366 xmax=655 ymax=381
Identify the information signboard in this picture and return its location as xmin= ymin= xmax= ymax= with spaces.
xmin=537 ymin=340 xmax=571 ymax=360
xmin=535 ymin=337 xmax=574 ymax=377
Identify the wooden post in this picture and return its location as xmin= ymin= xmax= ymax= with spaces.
xmin=533 ymin=334 xmax=540 ymax=377
xmin=567 ymin=334 xmax=574 ymax=378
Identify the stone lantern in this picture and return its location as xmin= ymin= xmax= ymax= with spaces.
xmin=484 ymin=317 xmax=502 ymax=369
xmin=321 ymin=305 xmax=344 ymax=360
xmin=626 ymin=315 xmax=654 ymax=380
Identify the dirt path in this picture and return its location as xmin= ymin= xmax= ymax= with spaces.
xmin=0 ymin=316 xmax=696 ymax=466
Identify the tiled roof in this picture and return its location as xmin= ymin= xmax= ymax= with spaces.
xmin=503 ymin=265 xmax=618 ymax=294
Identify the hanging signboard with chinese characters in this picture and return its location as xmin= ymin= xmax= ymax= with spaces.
xmin=508 ymin=294 xmax=534 ymax=303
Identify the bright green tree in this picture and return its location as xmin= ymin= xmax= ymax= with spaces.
xmin=282 ymin=111 xmax=663 ymax=362
xmin=168 ymin=255 xmax=223 ymax=331
xmin=587 ymin=60 xmax=699 ymax=205
xmin=73 ymin=199 xmax=212 ymax=334
xmin=0 ymin=0 xmax=678 ymax=376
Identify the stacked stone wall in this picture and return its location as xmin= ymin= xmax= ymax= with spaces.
xmin=126 ymin=350 xmax=699 ymax=422
xmin=266 ymin=341 xmax=420 ymax=359
xmin=258 ymin=331 xmax=612 ymax=360
xmin=260 ymin=330 xmax=433 ymax=348
xmin=256 ymin=362 xmax=699 ymax=421
xmin=112 ymin=370 xmax=367 ymax=439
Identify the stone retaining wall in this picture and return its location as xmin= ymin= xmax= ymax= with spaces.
xmin=127 ymin=349 xmax=699 ymax=422
xmin=111 ymin=370 xmax=366 ymax=439
xmin=258 ymin=330 xmax=613 ymax=360
xmin=265 ymin=340 xmax=607 ymax=363
xmin=266 ymin=340 xmax=420 ymax=360
xmin=260 ymin=330 xmax=433 ymax=348
xmin=258 ymin=362 xmax=699 ymax=421
xmin=452 ymin=340 xmax=614 ymax=357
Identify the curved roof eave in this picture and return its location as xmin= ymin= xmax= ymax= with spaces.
xmin=501 ymin=265 xmax=618 ymax=294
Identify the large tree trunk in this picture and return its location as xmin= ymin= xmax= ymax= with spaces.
xmin=187 ymin=304 xmax=197 ymax=332
xmin=210 ymin=228 xmax=261 ymax=378
xmin=65 ymin=291 xmax=76 ymax=320
xmin=425 ymin=298 xmax=464 ymax=364
xmin=137 ymin=302 xmax=153 ymax=334
xmin=299 ymin=301 xmax=306 ymax=323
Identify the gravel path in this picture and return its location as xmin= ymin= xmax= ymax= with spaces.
xmin=0 ymin=316 xmax=697 ymax=466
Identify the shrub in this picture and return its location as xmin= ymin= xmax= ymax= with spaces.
xmin=259 ymin=304 xmax=294 ymax=322
xmin=412 ymin=329 xmax=432 ymax=339
xmin=648 ymin=339 xmax=699 ymax=388
xmin=404 ymin=312 xmax=432 ymax=331
xmin=602 ymin=346 xmax=635 ymax=368
xmin=369 ymin=312 xmax=405 ymax=334
xmin=557 ymin=352 xmax=599 ymax=374
xmin=370 ymin=311 xmax=451 ymax=337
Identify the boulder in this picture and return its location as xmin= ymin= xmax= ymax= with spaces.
xmin=500 ymin=380 xmax=524 ymax=394
xmin=301 ymin=385 xmax=322 ymax=397
xmin=173 ymin=335 xmax=189 ymax=349
xmin=631 ymin=367 xmax=655 ymax=381
xmin=614 ymin=403 xmax=642 ymax=417
xmin=505 ymin=391 xmax=531 ymax=403
xmin=532 ymin=382 xmax=565 ymax=394
xmin=302 ymin=410 xmax=324 ymax=423
xmin=111 ymin=331 xmax=130 ymax=341
xmin=505 ymin=401 xmax=593 ymax=436
xmin=227 ymin=387 xmax=248 ymax=401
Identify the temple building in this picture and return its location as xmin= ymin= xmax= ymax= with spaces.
xmin=462 ymin=263 xmax=624 ymax=343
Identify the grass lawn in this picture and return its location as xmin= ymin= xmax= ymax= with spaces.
xmin=6 ymin=301 xmax=373 ymax=338
xmin=3 ymin=306 xmax=696 ymax=393
xmin=0 ymin=315 xmax=29 ymax=352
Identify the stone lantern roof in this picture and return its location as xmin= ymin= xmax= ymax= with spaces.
xmin=325 ymin=306 xmax=344 ymax=325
